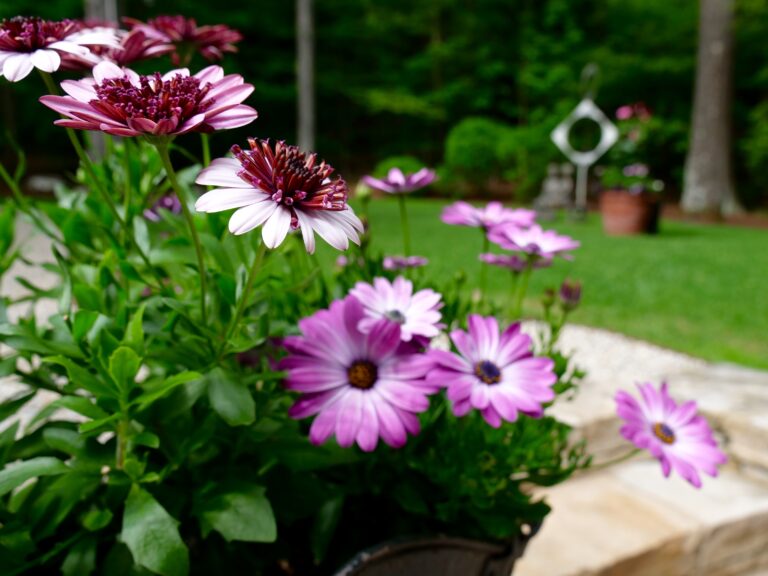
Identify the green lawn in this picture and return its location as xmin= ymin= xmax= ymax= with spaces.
xmin=326 ymin=198 xmax=768 ymax=370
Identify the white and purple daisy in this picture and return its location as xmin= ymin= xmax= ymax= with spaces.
xmin=441 ymin=201 xmax=536 ymax=231
xmin=39 ymin=61 xmax=257 ymax=137
xmin=427 ymin=315 xmax=556 ymax=428
xmin=195 ymin=138 xmax=364 ymax=252
xmin=280 ymin=296 xmax=436 ymax=452
xmin=615 ymin=382 xmax=727 ymax=488
xmin=488 ymin=223 xmax=579 ymax=260
xmin=362 ymin=167 xmax=436 ymax=195
xmin=350 ymin=277 xmax=443 ymax=342
xmin=0 ymin=16 xmax=119 ymax=82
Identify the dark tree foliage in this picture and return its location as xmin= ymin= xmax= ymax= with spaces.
xmin=2 ymin=0 xmax=767 ymax=204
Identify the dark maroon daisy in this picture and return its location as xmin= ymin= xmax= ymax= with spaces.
xmin=0 ymin=16 xmax=118 ymax=82
xmin=40 ymin=61 xmax=257 ymax=138
xmin=195 ymin=138 xmax=364 ymax=252
xmin=124 ymin=15 xmax=242 ymax=66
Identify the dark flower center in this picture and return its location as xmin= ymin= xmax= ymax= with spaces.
xmin=347 ymin=360 xmax=378 ymax=390
xmin=384 ymin=309 xmax=406 ymax=324
xmin=232 ymin=139 xmax=349 ymax=223
xmin=474 ymin=360 xmax=502 ymax=385
xmin=0 ymin=16 xmax=79 ymax=51
xmin=93 ymin=73 xmax=212 ymax=123
xmin=652 ymin=422 xmax=676 ymax=444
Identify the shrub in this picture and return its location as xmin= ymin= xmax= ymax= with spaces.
xmin=444 ymin=117 xmax=507 ymax=186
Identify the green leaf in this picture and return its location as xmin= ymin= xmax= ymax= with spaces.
xmin=197 ymin=484 xmax=276 ymax=543
xmin=0 ymin=389 xmax=36 ymax=422
xmin=29 ymin=395 xmax=109 ymax=430
xmin=78 ymin=414 xmax=119 ymax=436
xmin=206 ymin=369 xmax=255 ymax=427
xmin=132 ymin=371 xmax=200 ymax=409
xmin=311 ymin=496 xmax=344 ymax=563
xmin=61 ymin=536 xmax=96 ymax=576
xmin=43 ymin=428 xmax=85 ymax=456
xmin=0 ymin=422 xmax=20 ymax=468
xmin=72 ymin=311 xmax=111 ymax=345
xmin=0 ymin=457 xmax=68 ymax=497
xmin=123 ymin=304 xmax=146 ymax=355
xmin=81 ymin=506 xmax=114 ymax=531
xmin=109 ymin=347 xmax=141 ymax=395
xmin=121 ymin=485 xmax=189 ymax=576
xmin=133 ymin=216 xmax=151 ymax=258
xmin=53 ymin=247 xmax=72 ymax=315
xmin=45 ymin=356 xmax=118 ymax=398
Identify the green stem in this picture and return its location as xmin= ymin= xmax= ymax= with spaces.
xmin=156 ymin=143 xmax=208 ymax=325
xmin=511 ymin=260 xmax=533 ymax=319
xmin=587 ymin=449 xmax=642 ymax=473
xmin=479 ymin=232 xmax=489 ymax=304
xmin=116 ymin=416 xmax=129 ymax=470
xmin=220 ymin=241 xmax=267 ymax=357
xmin=397 ymin=194 xmax=411 ymax=257
xmin=201 ymin=133 xmax=211 ymax=168
xmin=40 ymin=72 xmax=124 ymax=225
xmin=121 ymin=140 xmax=133 ymax=245
xmin=0 ymin=161 xmax=63 ymax=243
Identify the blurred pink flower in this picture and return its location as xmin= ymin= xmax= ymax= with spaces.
xmin=0 ymin=16 xmax=119 ymax=82
xmin=616 ymin=382 xmax=727 ymax=488
xmin=488 ymin=224 xmax=579 ymax=260
xmin=616 ymin=105 xmax=633 ymax=120
xmin=39 ymin=61 xmax=257 ymax=137
xmin=362 ymin=167 xmax=436 ymax=195
xmin=441 ymin=201 xmax=536 ymax=230
xmin=383 ymin=255 xmax=429 ymax=271
xmin=479 ymin=253 xmax=551 ymax=272
xmin=124 ymin=15 xmax=242 ymax=66
xmin=350 ymin=276 xmax=442 ymax=342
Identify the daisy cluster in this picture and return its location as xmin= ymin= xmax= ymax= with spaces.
xmin=280 ymin=276 xmax=558 ymax=452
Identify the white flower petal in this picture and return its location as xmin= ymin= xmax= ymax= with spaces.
xmin=48 ymin=40 xmax=91 ymax=56
xmin=262 ymin=206 xmax=292 ymax=249
xmin=294 ymin=210 xmax=316 ymax=254
xmin=2 ymin=54 xmax=34 ymax=82
xmin=30 ymin=49 xmax=61 ymax=73
xmin=61 ymin=79 xmax=96 ymax=101
xmin=228 ymin=201 xmax=278 ymax=235
xmin=195 ymin=159 xmax=249 ymax=187
xmin=195 ymin=188 xmax=265 ymax=212
xmin=92 ymin=61 xmax=124 ymax=83
xmin=162 ymin=68 xmax=190 ymax=81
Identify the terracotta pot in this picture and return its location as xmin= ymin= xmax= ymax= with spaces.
xmin=600 ymin=190 xmax=654 ymax=235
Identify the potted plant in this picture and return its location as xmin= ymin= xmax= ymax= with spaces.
xmin=600 ymin=103 xmax=665 ymax=235
xmin=0 ymin=16 xmax=726 ymax=576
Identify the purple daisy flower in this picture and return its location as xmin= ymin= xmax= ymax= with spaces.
xmin=382 ymin=255 xmax=429 ymax=271
xmin=615 ymin=382 xmax=727 ymax=488
xmin=427 ymin=315 xmax=556 ymax=428
xmin=143 ymin=193 xmax=182 ymax=222
xmin=39 ymin=61 xmax=257 ymax=137
xmin=350 ymin=277 xmax=443 ymax=342
xmin=488 ymin=223 xmax=580 ymax=260
xmin=195 ymin=138 xmax=363 ymax=252
xmin=362 ymin=167 xmax=436 ymax=195
xmin=279 ymin=296 xmax=436 ymax=452
xmin=441 ymin=201 xmax=536 ymax=231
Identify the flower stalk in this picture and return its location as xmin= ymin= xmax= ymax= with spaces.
xmin=156 ymin=142 xmax=208 ymax=325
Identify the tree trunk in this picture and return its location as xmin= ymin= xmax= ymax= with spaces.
xmin=682 ymin=0 xmax=742 ymax=216
xmin=296 ymin=0 xmax=315 ymax=152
